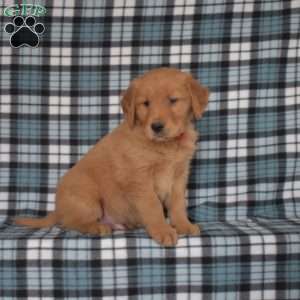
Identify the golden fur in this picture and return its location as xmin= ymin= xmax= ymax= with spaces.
xmin=15 ymin=67 xmax=209 ymax=246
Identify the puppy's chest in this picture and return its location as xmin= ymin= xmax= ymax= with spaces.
xmin=153 ymin=165 xmax=173 ymax=202
xmin=152 ymin=158 xmax=188 ymax=202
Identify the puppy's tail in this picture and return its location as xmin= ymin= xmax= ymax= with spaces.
xmin=14 ymin=211 xmax=57 ymax=229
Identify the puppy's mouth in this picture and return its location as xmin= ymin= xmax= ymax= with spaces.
xmin=152 ymin=134 xmax=168 ymax=142
xmin=148 ymin=128 xmax=182 ymax=142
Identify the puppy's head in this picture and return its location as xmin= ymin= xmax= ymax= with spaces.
xmin=122 ymin=68 xmax=209 ymax=142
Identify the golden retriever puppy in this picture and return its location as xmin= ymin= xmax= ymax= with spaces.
xmin=15 ymin=67 xmax=209 ymax=246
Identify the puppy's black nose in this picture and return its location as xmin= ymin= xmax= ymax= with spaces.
xmin=151 ymin=122 xmax=165 ymax=134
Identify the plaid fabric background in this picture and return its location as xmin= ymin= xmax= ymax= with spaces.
xmin=0 ymin=0 xmax=299 ymax=222
xmin=0 ymin=0 xmax=300 ymax=299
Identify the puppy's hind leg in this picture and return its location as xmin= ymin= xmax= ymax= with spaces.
xmin=69 ymin=220 xmax=112 ymax=236
xmin=59 ymin=197 xmax=112 ymax=236
xmin=56 ymin=184 xmax=112 ymax=236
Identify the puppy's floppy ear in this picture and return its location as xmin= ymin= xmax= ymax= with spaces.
xmin=121 ymin=81 xmax=137 ymax=128
xmin=186 ymin=75 xmax=210 ymax=120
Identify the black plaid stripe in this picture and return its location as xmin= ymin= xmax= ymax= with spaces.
xmin=246 ymin=0 xmax=261 ymax=218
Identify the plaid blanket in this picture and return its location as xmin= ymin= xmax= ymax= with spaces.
xmin=0 ymin=0 xmax=300 ymax=299
xmin=0 ymin=218 xmax=299 ymax=299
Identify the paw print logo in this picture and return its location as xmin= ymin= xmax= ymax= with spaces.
xmin=4 ymin=16 xmax=45 ymax=48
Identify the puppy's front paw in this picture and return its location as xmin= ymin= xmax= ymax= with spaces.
xmin=174 ymin=221 xmax=200 ymax=236
xmin=148 ymin=224 xmax=178 ymax=247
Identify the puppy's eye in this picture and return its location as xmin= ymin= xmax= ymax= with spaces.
xmin=169 ymin=97 xmax=178 ymax=105
xmin=143 ymin=100 xmax=150 ymax=107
